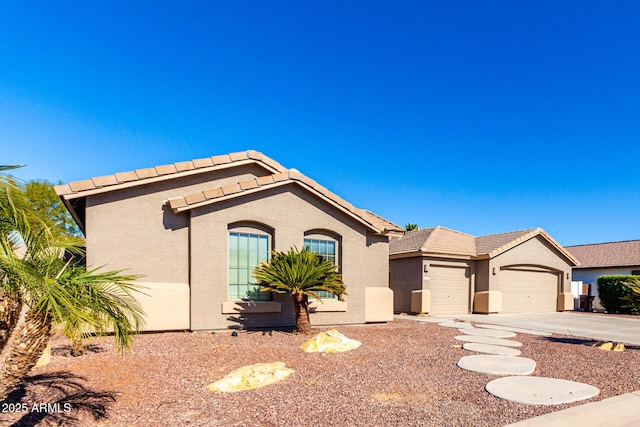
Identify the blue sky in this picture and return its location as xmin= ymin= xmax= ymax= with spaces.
xmin=2 ymin=1 xmax=639 ymax=246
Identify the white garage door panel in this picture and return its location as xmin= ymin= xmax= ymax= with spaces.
xmin=429 ymin=266 xmax=470 ymax=315
xmin=501 ymin=270 xmax=558 ymax=313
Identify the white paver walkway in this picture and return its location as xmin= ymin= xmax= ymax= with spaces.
xmin=457 ymin=354 xmax=536 ymax=376
xmin=462 ymin=342 xmax=522 ymax=356
xmin=486 ymin=376 xmax=599 ymax=405
xmin=457 ymin=327 xmax=516 ymax=338
xmin=438 ymin=321 xmax=473 ymax=328
xmin=474 ymin=324 xmax=552 ymax=336
xmin=454 ymin=335 xmax=522 ymax=347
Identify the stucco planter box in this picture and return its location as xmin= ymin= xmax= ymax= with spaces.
xmin=474 ymin=291 xmax=502 ymax=314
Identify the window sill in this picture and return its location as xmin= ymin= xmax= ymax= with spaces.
xmin=221 ymin=300 xmax=282 ymax=314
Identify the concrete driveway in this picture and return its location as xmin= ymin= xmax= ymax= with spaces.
xmin=445 ymin=312 xmax=640 ymax=346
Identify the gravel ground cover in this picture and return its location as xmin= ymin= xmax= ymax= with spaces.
xmin=2 ymin=318 xmax=639 ymax=426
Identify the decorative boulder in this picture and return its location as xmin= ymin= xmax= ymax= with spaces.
xmin=300 ymin=329 xmax=362 ymax=353
xmin=207 ymin=362 xmax=294 ymax=393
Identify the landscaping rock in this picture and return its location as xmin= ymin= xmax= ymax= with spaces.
xmin=207 ymin=362 xmax=294 ymax=392
xmin=300 ymin=329 xmax=362 ymax=353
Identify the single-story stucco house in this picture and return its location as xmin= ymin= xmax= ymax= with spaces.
xmin=566 ymin=239 xmax=640 ymax=311
xmin=389 ymin=226 xmax=578 ymax=315
xmin=55 ymin=150 xmax=403 ymax=331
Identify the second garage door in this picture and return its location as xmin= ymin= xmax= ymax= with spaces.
xmin=500 ymin=268 xmax=558 ymax=313
xmin=428 ymin=265 xmax=470 ymax=315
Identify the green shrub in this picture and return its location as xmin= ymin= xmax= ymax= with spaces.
xmin=597 ymin=276 xmax=640 ymax=314
xmin=621 ymin=277 xmax=640 ymax=313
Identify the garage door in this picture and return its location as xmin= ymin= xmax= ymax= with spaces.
xmin=500 ymin=269 xmax=558 ymax=313
xmin=428 ymin=266 xmax=470 ymax=315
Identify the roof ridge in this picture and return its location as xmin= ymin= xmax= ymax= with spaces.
xmin=484 ymin=229 xmax=539 ymax=257
xmin=476 ymin=227 xmax=538 ymax=239
xmin=434 ymin=225 xmax=475 ymax=238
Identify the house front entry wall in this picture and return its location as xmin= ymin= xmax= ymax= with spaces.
xmin=488 ymin=236 xmax=574 ymax=314
xmin=83 ymin=164 xmax=283 ymax=331
xmin=189 ymin=185 xmax=389 ymax=330
xmin=389 ymin=257 xmax=424 ymax=313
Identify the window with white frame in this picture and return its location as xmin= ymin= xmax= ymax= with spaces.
xmin=229 ymin=232 xmax=270 ymax=300
xmin=303 ymin=236 xmax=338 ymax=299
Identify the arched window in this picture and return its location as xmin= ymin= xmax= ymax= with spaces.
xmin=303 ymin=230 xmax=341 ymax=299
xmin=228 ymin=222 xmax=273 ymax=301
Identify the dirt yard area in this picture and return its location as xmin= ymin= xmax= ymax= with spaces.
xmin=2 ymin=318 xmax=639 ymax=426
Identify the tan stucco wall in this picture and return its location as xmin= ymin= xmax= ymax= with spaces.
xmin=475 ymin=260 xmax=490 ymax=293
xmin=85 ymin=164 xmax=272 ymax=281
xmin=389 ymin=257 xmax=424 ymax=313
xmin=83 ymin=164 xmax=279 ymax=331
xmin=487 ymin=236 xmax=574 ymax=294
xmin=189 ymin=185 xmax=390 ymax=330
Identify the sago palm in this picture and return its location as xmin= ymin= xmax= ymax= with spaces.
xmin=252 ymin=247 xmax=346 ymax=334
xmin=0 ymin=173 xmax=145 ymax=400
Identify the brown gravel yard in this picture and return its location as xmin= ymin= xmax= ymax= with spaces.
xmin=2 ymin=318 xmax=640 ymax=427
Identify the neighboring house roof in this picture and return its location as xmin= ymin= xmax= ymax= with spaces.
xmin=55 ymin=150 xmax=402 ymax=236
xmin=566 ymin=240 xmax=640 ymax=269
xmin=390 ymin=226 xmax=579 ymax=265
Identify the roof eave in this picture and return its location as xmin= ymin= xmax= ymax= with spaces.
xmin=486 ymin=229 xmax=579 ymax=266
xmin=168 ymin=180 xmax=385 ymax=235
xmin=56 ymin=159 xmax=279 ymax=201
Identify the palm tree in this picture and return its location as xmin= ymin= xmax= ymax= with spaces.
xmin=253 ymin=247 xmax=346 ymax=334
xmin=405 ymin=223 xmax=419 ymax=231
xmin=0 ymin=172 xmax=145 ymax=400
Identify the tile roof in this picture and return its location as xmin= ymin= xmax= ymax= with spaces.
xmin=54 ymin=150 xmax=287 ymax=198
xmin=565 ymin=240 xmax=640 ymax=268
xmin=167 ymin=171 xmax=403 ymax=235
xmin=475 ymin=229 xmax=538 ymax=256
xmin=390 ymin=227 xmax=475 ymax=256
xmin=55 ymin=150 xmax=402 ymax=236
xmin=390 ymin=226 xmax=578 ymax=264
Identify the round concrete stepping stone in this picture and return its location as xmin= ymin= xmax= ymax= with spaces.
xmin=457 ymin=328 xmax=516 ymax=339
xmin=486 ymin=376 xmax=600 ymax=405
xmin=457 ymin=355 xmax=536 ymax=376
xmin=475 ymin=324 xmax=552 ymax=336
xmin=439 ymin=321 xmax=473 ymax=329
xmin=454 ymin=335 xmax=522 ymax=347
xmin=462 ymin=343 xmax=522 ymax=356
